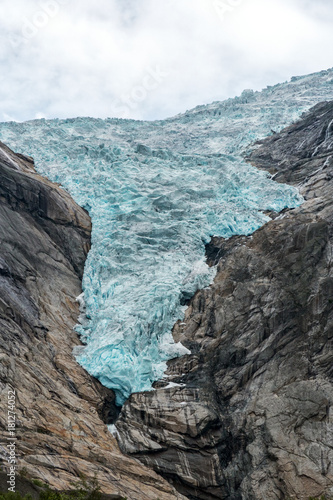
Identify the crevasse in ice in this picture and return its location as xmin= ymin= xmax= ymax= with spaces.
xmin=0 ymin=69 xmax=332 ymax=404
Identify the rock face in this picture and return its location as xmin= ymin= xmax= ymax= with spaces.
xmin=116 ymin=101 xmax=333 ymax=499
xmin=0 ymin=141 xmax=186 ymax=500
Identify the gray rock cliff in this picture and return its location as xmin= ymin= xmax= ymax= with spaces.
xmin=116 ymin=101 xmax=333 ymax=500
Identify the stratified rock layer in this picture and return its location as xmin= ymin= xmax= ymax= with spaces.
xmin=0 ymin=141 xmax=185 ymax=500
xmin=117 ymin=102 xmax=333 ymax=500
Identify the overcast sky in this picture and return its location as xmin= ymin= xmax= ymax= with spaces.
xmin=0 ymin=0 xmax=332 ymax=122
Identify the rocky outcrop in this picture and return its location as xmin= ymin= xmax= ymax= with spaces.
xmin=116 ymin=101 xmax=333 ymax=499
xmin=0 ymin=141 xmax=185 ymax=500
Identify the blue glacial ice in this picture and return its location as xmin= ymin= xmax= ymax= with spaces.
xmin=0 ymin=69 xmax=332 ymax=404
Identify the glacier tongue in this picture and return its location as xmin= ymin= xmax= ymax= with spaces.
xmin=0 ymin=69 xmax=332 ymax=404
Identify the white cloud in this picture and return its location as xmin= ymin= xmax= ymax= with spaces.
xmin=0 ymin=0 xmax=332 ymax=122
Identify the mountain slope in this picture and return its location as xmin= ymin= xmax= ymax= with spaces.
xmin=0 ymin=69 xmax=332 ymax=405
xmin=117 ymin=102 xmax=333 ymax=500
xmin=1 ymin=70 xmax=333 ymax=500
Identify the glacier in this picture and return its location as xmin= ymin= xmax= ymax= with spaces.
xmin=0 ymin=69 xmax=332 ymax=405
